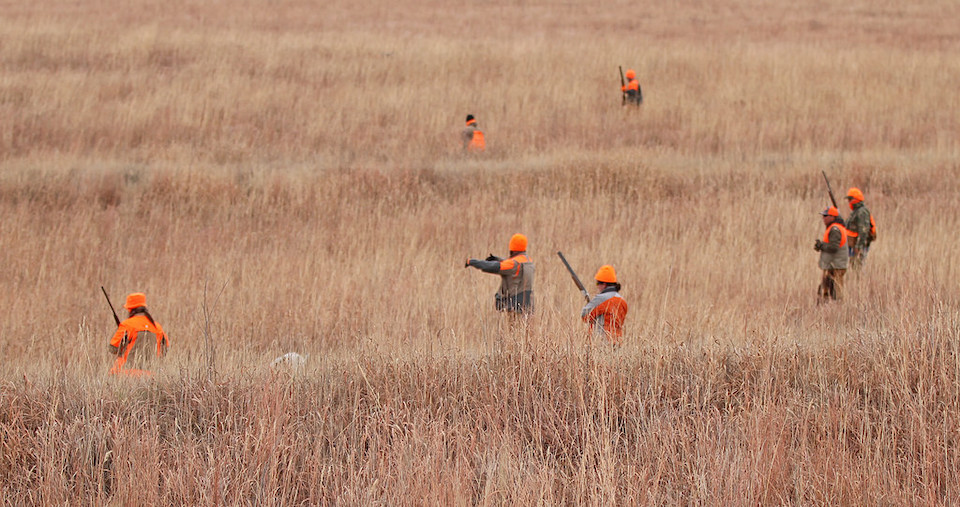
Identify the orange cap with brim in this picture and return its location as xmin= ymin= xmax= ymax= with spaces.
xmin=820 ymin=206 xmax=839 ymax=217
xmin=124 ymin=293 xmax=146 ymax=309
xmin=846 ymin=187 xmax=864 ymax=203
xmin=595 ymin=265 xmax=618 ymax=284
xmin=508 ymin=233 xmax=527 ymax=252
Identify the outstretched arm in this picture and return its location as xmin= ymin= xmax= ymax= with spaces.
xmin=466 ymin=258 xmax=502 ymax=273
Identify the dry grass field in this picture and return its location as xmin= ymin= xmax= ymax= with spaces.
xmin=2 ymin=0 xmax=960 ymax=503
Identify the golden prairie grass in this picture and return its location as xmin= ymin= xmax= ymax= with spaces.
xmin=4 ymin=330 xmax=959 ymax=504
xmin=1 ymin=0 xmax=960 ymax=503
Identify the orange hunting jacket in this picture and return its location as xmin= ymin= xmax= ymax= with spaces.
xmin=581 ymin=288 xmax=628 ymax=344
xmin=462 ymin=124 xmax=486 ymax=151
xmin=109 ymin=313 xmax=168 ymax=375
xmin=468 ymin=130 xmax=486 ymax=151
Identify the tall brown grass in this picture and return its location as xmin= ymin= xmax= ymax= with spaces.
xmin=1 ymin=0 xmax=959 ymax=503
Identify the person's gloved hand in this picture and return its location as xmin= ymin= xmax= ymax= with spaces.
xmin=464 ymin=258 xmax=471 ymax=268
xmin=814 ymin=240 xmax=823 ymax=251
xmin=485 ymin=254 xmax=500 ymax=262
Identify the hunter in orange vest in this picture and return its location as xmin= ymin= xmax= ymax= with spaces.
xmin=814 ymin=207 xmax=849 ymax=302
xmin=108 ymin=293 xmax=169 ymax=376
xmin=581 ymin=265 xmax=628 ymax=345
xmin=621 ymin=69 xmax=642 ymax=106
xmin=461 ymin=114 xmax=486 ymax=152
xmin=465 ymin=233 xmax=534 ymax=314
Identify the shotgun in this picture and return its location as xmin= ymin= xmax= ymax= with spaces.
xmin=821 ymin=170 xmax=847 ymax=225
xmin=101 ymin=286 xmax=120 ymax=326
xmin=557 ymin=251 xmax=590 ymax=303
xmin=821 ymin=170 xmax=839 ymax=210
xmin=618 ymin=66 xmax=626 ymax=106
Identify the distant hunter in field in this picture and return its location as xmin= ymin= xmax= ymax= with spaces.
xmin=844 ymin=187 xmax=876 ymax=270
xmin=465 ymin=233 xmax=534 ymax=315
xmin=581 ymin=265 xmax=628 ymax=346
xmin=814 ymin=207 xmax=849 ymax=302
xmin=621 ymin=68 xmax=642 ymax=106
xmin=108 ymin=293 xmax=170 ymax=376
xmin=461 ymin=114 xmax=485 ymax=152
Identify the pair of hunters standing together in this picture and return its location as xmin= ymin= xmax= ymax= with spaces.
xmin=465 ymin=233 xmax=629 ymax=345
xmin=815 ymin=184 xmax=876 ymax=302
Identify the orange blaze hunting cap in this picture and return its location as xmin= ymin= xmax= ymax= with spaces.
xmin=508 ymin=233 xmax=528 ymax=252
xmin=124 ymin=292 xmax=146 ymax=309
xmin=595 ymin=265 xmax=618 ymax=284
xmin=625 ymin=69 xmax=636 ymax=79
xmin=846 ymin=187 xmax=864 ymax=202
xmin=820 ymin=206 xmax=840 ymax=217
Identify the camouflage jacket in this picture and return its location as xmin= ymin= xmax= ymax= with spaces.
xmin=847 ymin=201 xmax=872 ymax=250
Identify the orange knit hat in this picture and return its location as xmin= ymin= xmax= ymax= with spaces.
xmin=508 ymin=233 xmax=527 ymax=252
xmin=595 ymin=265 xmax=618 ymax=284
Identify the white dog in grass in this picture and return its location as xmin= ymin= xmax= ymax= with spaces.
xmin=270 ymin=352 xmax=307 ymax=371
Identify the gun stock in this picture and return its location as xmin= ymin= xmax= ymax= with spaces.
xmin=557 ymin=251 xmax=590 ymax=303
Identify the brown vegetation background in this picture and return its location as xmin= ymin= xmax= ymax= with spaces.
xmin=1 ymin=0 xmax=959 ymax=503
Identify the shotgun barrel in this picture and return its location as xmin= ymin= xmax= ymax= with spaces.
xmin=557 ymin=251 xmax=590 ymax=303
xmin=101 ymin=286 xmax=121 ymax=326
xmin=821 ymin=170 xmax=839 ymax=210
xmin=618 ymin=66 xmax=626 ymax=106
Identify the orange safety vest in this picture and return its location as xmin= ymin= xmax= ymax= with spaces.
xmin=468 ymin=130 xmax=485 ymax=152
xmin=498 ymin=253 xmax=530 ymax=273
xmin=494 ymin=253 xmax=534 ymax=313
xmin=823 ymin=222 xmax=847 ymax=247
xmin=109 ymin=314 xmax=168 ymax=376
